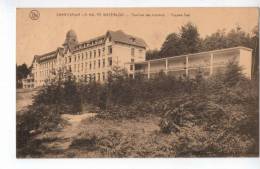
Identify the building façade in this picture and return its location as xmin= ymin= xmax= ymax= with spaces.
xmin=31 ymin=30 xmax=147 ymax=88
xmin=25 ymin=30 xmax=252 ymax=89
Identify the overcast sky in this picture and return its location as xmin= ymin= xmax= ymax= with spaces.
xmin=17 ymin=8 xmax=258 ymax=65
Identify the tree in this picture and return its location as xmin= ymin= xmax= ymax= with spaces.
xmin=202 ymin=29 xmax=228 ymax=51
xmin=16 ymin=63 xmax=30 ymax=88
xmin=160 ymin=33 xmax=183 ymax=57
xmin=146 ymin=49 xmax=160 ymax=60
xmin=158 ymin=22 xmax=202 ymax=58
xmin=201 ymin=25 xmax=258 ymax=79
xmin=179 ymin=22 xmax=202 ymax=54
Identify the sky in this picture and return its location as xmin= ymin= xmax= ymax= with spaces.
xmin=16 ymin=8 xmax=258 ymax=65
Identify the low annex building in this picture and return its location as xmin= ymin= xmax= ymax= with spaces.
xmin=126 ymin=46 xmax=252 ymax=80
xmin=31 ymin=30 xmax=147 ymax=87
xmin=22 ymin=74 xmax=34 ymax=89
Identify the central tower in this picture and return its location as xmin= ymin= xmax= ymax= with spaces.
xmin=63 ymin=29 xmax=78 ymax=53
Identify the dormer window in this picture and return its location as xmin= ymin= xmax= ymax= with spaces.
xmin=130 ymin=37 xmax=136 ymax=43
xmin=108 ymin=36 xmax=112 ymax=42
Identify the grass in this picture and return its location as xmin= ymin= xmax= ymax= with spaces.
xmin=68 ymin=115 xmax=163 ymax=158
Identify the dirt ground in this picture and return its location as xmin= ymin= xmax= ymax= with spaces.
xmin=34 ymin=113 xmax=161 ymax=158
xmin=16 ymin=88 xmax=38 ymax=112
xmin=17 ymin=90 xmax=162 ymax=158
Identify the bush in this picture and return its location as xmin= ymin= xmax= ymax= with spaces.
xmin=158 ymin=63 xmax=259 ymax=156
xmin=17 ymin=72 xmax=80 ymax=157
xmin=16 ymin=104 xmax=63 ymax=157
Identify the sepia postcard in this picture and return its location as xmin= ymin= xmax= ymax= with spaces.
xmin=16 ymin=8 xmax=259 ymax=158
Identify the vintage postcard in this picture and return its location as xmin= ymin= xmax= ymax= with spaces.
xmin=16 ymin=8 xmax=259 ymax=158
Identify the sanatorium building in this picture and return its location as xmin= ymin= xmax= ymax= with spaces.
xmin=22 ymin=30 xmax=252 ymax=89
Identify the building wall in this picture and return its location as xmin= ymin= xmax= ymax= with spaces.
xmin=113 ymin=43 xmax=146 ymax=68
xmin=32 ymin=36 xmax=146 ymax=87
xmin=63 ymin=44 xmax=108 ymax=82
xmin=239 ymin=49 xmax=252 ymax=79
xmin=130 ymin=47 xmax=253 ymax=80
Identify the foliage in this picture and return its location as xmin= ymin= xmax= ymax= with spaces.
xmin=17 ymin=70 xmax=81 ymax=157
xmin=160 ymin=33 xmax=183 ymax=58
xmin=78 ymin=63 xmax=258 ymax=157
xmin=179 ymin=22 xmax=202 ymax=54
xmin=160 ymin=23 xmax=202 ymax=58
xmin=16 ymin=104 xmax=63 ymax=157
xmin=150 ymin=23 xmax=258 ymax=78
xmin=159 ymin=63 xmax=259 ymax=156
xmin=16 ymin=63 xmax=31 ymax=88
xmin=145 ymin=49 xmax=160 ymax=60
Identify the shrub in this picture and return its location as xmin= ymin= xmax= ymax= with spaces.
xmin=16 ymin=104 xmax=63 ymax=157
xmin=17 ymin=72 xmax=80 ymax=157
xmin=158 ymin=63 xmax=259 ymax=156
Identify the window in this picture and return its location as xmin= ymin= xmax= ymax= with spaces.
xmin=130 ymin=37 xmax=136 ymax=42
xmin=131 ymin=48 xmax=135 ymax=56
xmin=78 ymin=64 xmax=80 ymax=72
xmin=82 ymin=53 xmax=84 ymax=60
xmin=108 ymin=46 xmax=112 ymax=54
xmin=131 ymin=58 xmax=134 ymax=62
xmin=81 ymin=63 xmax=83 ymax=71
xmin=89 ymin=63 xmax=92 ymax=70
xmin=103 ymin=59 xmax=105 ymax=67
xmin=102 ymin=47 xmax=105 ymax=55
xmin=78 ymin=55 xmax=80 ymax=62
xmin=69 ymin=57 xmax=71 ymax=63
xmin=74 ymin=55 xmax=76 ymax=62
xmin=102 ymin=72 xmax=105 ymax=81
xmin=85 ymin=62 xmax=88 ymax=71
xmin=98 ymin=49 xmax=101 ymax=57
xmin=93 ymin=61 xmax=96 ymax=69
xmin=97 ymin=73 xmax=100 ymax=81
xmin=69 ymin=65 xmax=72 ymax=72
xmin=93 ymin=73 xmax=96 ymax=81
xmin=108 ymin=36 xmax=112 ymax=42
xmin=98 ymin=60 xmax=100 ymax=68
xmin=108 ymin=58 xmax=112 ymax=66
xmin=94 ymin=50 xmax=96 ymax=58
xmin=85 ymin=52 xmax=88 ymax=59
xmin=84 ymin=75 xmax=87 ymax=82
xmin=90 ymin=51 xmax=92 ymax=58
xmin=130 ymin=65 xmax=133 ymax=70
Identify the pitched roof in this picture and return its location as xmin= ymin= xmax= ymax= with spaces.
xmin=34 ymin=48 xmax=64 ymax=63
xmin=33 ymin=30 xmax=147 ymax=63
xmin=73 ymin=30 xmax=147 ymax=53
xmin=107 ymin=30 xmax=147 ymax=48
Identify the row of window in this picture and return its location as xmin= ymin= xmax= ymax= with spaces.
xmin=23 ymin=84 xmax=34 ymax=88
xmin=74 ymin=72 xmax=106 ymax=82
xmin=39 ymin=69 xmax=53 ymax=78
xmin=64 ymin=46 xmax=112 ymax=64
xmin=67 ymin=58 xmax=112 ymax=73
xmin=37 ymin=58 xmax=113 ymax=79
xmin=37 ymin=60 xmax=56 ymax=69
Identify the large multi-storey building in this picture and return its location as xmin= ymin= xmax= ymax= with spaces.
xmin=31 ymin=30 xmax=147 ymax=87
xmin=26 ymin=30 xmax=252 ymax=89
